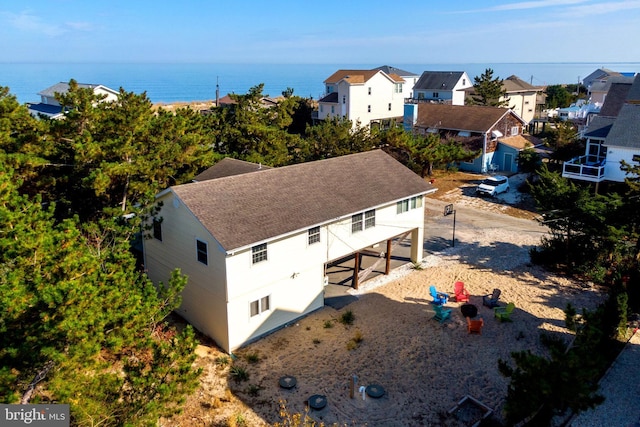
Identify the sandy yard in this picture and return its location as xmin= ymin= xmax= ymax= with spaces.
xmin=162 ymin=171 xmax=605 ymax=427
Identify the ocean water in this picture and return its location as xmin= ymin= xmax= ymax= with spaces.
xmin=1 ymin=62 xmax=638 ymax=105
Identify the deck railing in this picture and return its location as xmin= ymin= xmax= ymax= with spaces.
xmin=562 ymin=155 xmax=606 ymax=182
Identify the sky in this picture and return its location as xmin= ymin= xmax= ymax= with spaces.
xmin=1 ymin=0 xmax=639 ymax=64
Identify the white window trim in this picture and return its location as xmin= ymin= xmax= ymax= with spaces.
xmin=250 ymin=295 xmax=271 ymax=318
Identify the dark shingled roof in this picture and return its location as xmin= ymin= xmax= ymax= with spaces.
xmin=414 ymin=71 xmax=465 ymax=91
xmin=319 ymin=92 xmax=339 ymax=103
xmin=604 ymin=104 xmax=640 ymax=149
xmin=415 ymin=104 xmax=517 ymax=132
xmin=627 ymin=74 xmax=640 ymax=103
xmin=193 ymin=158 xmax=271 ymax=182
xmin=372 ymin=65 xmax=418 ymax=77
xmin=170 ymin=150 xmax=434 ymax=251
xmin=599 ymin=81 xmax=633 ymax=117
xmin=584 ymin=116 xmax=616 ymax=139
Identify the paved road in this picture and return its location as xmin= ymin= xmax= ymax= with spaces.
xmin=423 ymin=198 xmax=547 ymax=254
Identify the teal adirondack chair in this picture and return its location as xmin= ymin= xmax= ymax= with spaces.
xmin=494 ymin=302 xmax=515 ymax=322
xmin=433 ymin=305 xmax=452 ymax=323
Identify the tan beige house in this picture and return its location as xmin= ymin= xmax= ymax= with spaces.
xmin=143 ymin=150 xmax=434 ymax=352
xmin=501 ymin=75 xmax=543 ymax=124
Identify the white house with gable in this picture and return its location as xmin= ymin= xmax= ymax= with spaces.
xmin=317 ymin=69 xmax=406 ymax=129
xmin=143 ymin=150 xmax=435 ymax=353
xmin=27 ymin=82 xmax=119 ymax=119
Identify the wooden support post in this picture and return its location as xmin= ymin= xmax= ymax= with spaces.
xmin=353 ymin=252 xmax=360 ymax=290
xmin=385 ymin=239 xmax=392 ymax=275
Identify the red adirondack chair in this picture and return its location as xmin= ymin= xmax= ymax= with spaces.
xmin=454 ymin=281 xmax=470 ymax=303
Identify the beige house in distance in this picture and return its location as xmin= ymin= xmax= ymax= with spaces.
xmin=501 ymin=75 xmax=543 ymax=124
xmin=143 ymin=150 xmax=434 ymax=353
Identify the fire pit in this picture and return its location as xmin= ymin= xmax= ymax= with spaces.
xmin=461 ymin=303 xmax=478 ymax=318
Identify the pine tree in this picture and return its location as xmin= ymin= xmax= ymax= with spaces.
xmin=467 ymin=68 xmax=509 ymax=107
xmin=0 ymin=165 xmax=200 ymax=425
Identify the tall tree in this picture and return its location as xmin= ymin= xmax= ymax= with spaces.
xmin=467 ymin=68 xmax=509 ymax=107
xmin=0 ymin=166 xmax=200 ymax=425
xmin=545 ymin=84 xmax=573 ymax=109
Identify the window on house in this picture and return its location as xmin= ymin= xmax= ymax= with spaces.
xmin=320 ymin=105 xmax=323 ymax=113
xmin=331 ymin=106 xmax=335 ymax=114
xmin=367 ymin=105 xmax=371 ymax=113
xmin=463 ymin=79 xmax=466 ymax=85
xmin=397 ymin=199 xmax=409 ymax=214
xmin=364 ymin=209 xmax=375 ymax=229
xmin=342 ymin=95 xmax=346 ymax=104
xmin=511 ymin=126 xmax=519 ymax=135
xmin=352 ymin=213 xmax=363 ymax=233
xmin=308 ymin=226 xmax=320 ymax=245
xmin=153 ymin=218 xmax=162 ymax=241
xmin=417 ymin=92 xmax=425 ymax=99
xmin=327 ymin=85 xmax=333 ymax=93
xmin=388 ymin=103 xmax=392 ymax=111
xmin=433 ymin=92 xmax=439 ymax=98
xmin=196 ymin=239 xmax=208 ymax=265
xmin=368 ymin=87 xmax=371 ymax=95
xmin=250 ymin=295 xmax=271 ymax=317
xmin=394 ymin=83 xmax=402 ymax=93
xmin=525 ymin=100 xmax=530 ymax=105
xmin=410 ymin=196 xmax=423 ymax=209
xmin=252 ymin=243 xmax=268 ymax=264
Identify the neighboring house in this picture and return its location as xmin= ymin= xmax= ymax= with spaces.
xmin=588 ymin=75 xmax=635 ymax=105
xmin=27 ymin=82 xmax=119 ymax=119
xmin=501 ymin=75 xmax=544 ymax=124
xmin=494 ymin=134 xmax=547 ymax=173
xmin=372 ymin=65 xmax=420 ymax=98
xmin=583 ymin=68 xmax=623 ymax=93
xmin=404 ymin=103 xmax=526 ymax=173
xmin=316 ymin=69 xmax=406 ymax=129
xmin=143 ymin=150 xmax=435 ymax=353
xmin=216 ymin=93 xmax=280 ymax=108
xmin=410 ymin=71 xmax=472 ymax=106
xmin=464 ymin=75 xmax=544 ymax=124
xmin=563 ymin=75 xmax=639 ymax=184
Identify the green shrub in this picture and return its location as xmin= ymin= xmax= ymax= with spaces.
xmin=244 ymin=352 xmax=260 ymax=363
xmin=215 ymin=355 xmax=230 ymax=367
xmin=323 ymin=320 xmax=334 ymax=329
xmin=340 ymin=310 xmax=355 ymax=326
xmin=230 ymin=365 xmax=249 ymax=382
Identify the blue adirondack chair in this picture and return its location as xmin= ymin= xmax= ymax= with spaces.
xmin=482 ymin=288 xmax=501 ymax=308
xmin=429 ymin=285 xmax=449 ymax=305
xmin=433 ymin=305 xmax=452 ymax=323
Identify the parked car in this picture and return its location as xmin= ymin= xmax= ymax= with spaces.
xmin=476 ymin=175 xmax=510 ymax=197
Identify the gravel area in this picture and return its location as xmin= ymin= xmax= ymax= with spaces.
xmin=569 ymin=328 xmax=640 ymax=427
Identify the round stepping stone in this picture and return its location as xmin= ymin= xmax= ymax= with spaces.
xmin=307 ymin=394 xmax=327 ymax=410
xmin=366 ymin=384 xmax=385 ymax=398
xmin=278 ymin=375 xmax=297 ymax=389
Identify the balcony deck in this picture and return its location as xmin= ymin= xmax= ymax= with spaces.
xmin=562 ymin=155 xmax=606 ymax=182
